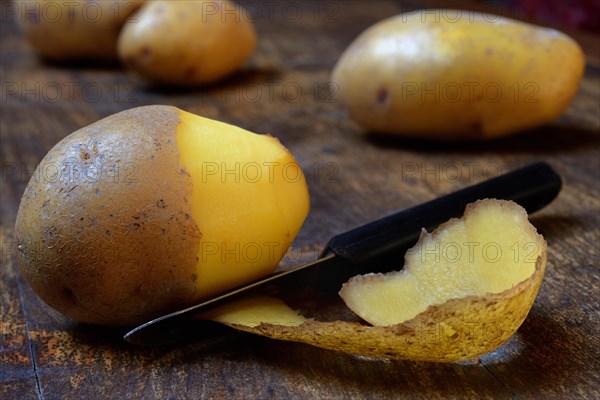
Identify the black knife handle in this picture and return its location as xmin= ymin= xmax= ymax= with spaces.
xmin=321 ymin=162 xmax=561 ymax=272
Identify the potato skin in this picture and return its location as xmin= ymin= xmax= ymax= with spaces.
xmin=17 ymin=0 xmax=146 ymax=61
xmin=332 ymin=10 xmax=585 ymax=139
xmin=214 ymin=200 xmax=547 ymax=362
xmin=14 ymin=106 xmax=202 ymax=326
xmin=237 ymin=248 xmax=544 ymax=362
xmin=117 ymin=0 xmax=257 ymax=85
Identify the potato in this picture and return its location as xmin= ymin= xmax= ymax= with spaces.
xmin=14 ymin=105 xmax=309 ymax=326
xmin=331 ymin=10 xmax=585 ymax=139
xmin=17 ymin=0 xmax=146 ymax=61
xmin=117 ymin=0 xmax=257 ymax=85
xmin=205 ymin=200 xmax=547 ymax=362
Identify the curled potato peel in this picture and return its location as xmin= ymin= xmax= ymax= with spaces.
xmin=204 ymin=200 xmax=547 ymax=362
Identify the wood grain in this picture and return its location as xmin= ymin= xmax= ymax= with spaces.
xmin=2 ymin=1 xmax=599 ymax=399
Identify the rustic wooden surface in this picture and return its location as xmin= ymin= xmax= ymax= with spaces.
xmin=2 ymin=1 xmax=599 ymax=399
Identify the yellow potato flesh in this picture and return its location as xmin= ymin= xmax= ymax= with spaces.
xmin=339 ymin=200 xmax=541 ymax=325
xmin=203 ymin=200 xmax=547 ymax=362
xmin=204 ymin=295 xmax=306 ymax=327
xmin=177 ymin=111 xmax=310 ymax=298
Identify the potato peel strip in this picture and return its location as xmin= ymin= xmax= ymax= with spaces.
xmin=204 ymin=200 xmax=547 ymax=362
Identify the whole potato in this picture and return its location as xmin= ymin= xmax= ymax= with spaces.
xmin=332 ymin=10 xmax=585 ymax=139
xmin=17 ymin=0 xmax=146 ymax=61
xmin=117 ymin=0 xmax=257 ymax=85
xmin=14 ymin=105 xmax=309 ymax=326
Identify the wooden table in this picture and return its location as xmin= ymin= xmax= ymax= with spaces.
xmin=2 ymin=1 xmax=599 ymax=399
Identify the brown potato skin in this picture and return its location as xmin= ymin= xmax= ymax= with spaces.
xmin=117 ymin=0 xmax=257 ymax=85
xmin=217 ymin=200 xmax=547 ymax=362
xmin=14 ymin=105 xmax=202 ymax=326
xmin=18 ymin=0 xmax=146 ymax=61
xmin=235 ymin=249 xmax=544 ymax=362
xmin=332 ymin=11 xmax=585 ymax=139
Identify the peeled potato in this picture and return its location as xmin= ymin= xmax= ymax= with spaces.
xmin=205 ymin=200 xmax=547 ymax=362
xmin=17 ymin=0 xmax=146 ymax=61
xmin=14 ymin=105 xmax=309 ymax=326
xmin=117 ymin=0 xmax=256 ymax=85
xmin=331 ymin=10 xmax=584 ymax=139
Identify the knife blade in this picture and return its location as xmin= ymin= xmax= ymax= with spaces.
xmin=124 ymin=162 xmax=561 ymax=346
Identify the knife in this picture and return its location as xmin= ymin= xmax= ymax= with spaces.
xmin=124 ymin=162 xmax=561 ymax=346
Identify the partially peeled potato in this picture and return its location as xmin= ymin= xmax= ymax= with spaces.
xmin=14 ymin=105 xmax=309 ymax=326
xmin=204 ymin=199 xmax=547 ymax=362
